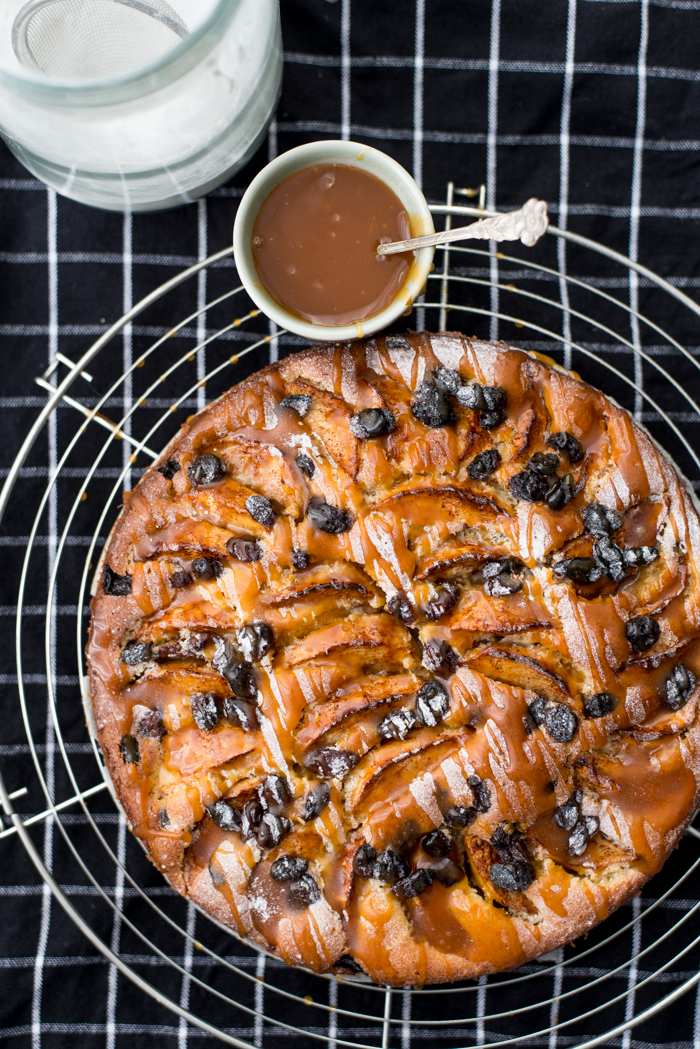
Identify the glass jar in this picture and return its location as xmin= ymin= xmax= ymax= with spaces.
xmin=0 ymin=0 xmax=282 ymax=211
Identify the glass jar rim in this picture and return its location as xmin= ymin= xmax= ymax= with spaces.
xmin=0 ymin=0 xmax=241 ymax=107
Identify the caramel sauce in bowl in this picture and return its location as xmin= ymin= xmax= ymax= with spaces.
xmin=233 ymin=140 xmax=435 ymax=342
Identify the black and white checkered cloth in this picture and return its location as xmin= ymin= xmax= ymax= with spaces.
xmin=3 ymin=1 xmax=700 ymax=1046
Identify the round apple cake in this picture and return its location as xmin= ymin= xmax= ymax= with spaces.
xmin=87 ymin=331 xmax=700 ymax=986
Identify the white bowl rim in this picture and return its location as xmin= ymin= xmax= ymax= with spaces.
xmin=232 ymin=139 xmax=435 ymax=343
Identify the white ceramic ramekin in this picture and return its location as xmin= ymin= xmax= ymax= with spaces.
xmin=232 ymin=140 xmax=435 ymax=342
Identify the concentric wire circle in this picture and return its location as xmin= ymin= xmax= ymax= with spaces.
xmin=2 ymin=195 xmax=700 ymax=1048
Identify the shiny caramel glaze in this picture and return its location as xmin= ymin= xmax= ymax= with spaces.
xmin=87 ymin=333 xmax=700 ymax=986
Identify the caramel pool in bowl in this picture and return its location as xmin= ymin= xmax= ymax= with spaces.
xmin=232 ymin=141 xmax=435 ymax=343
xmin=252 ymin=163 xmax=415 ymax=328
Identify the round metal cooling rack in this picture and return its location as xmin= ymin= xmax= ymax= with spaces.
xmin=3 ymin=183 xmax=700 ymax=1049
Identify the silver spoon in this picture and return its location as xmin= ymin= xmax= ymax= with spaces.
xmin=376 ymin=198 xmax=549 ymax=256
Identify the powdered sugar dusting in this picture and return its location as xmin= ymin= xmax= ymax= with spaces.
xmin=409 ymin=772 xmax=443 ymax=825
xmin=430 ymin=334 xmax=464 ymax=372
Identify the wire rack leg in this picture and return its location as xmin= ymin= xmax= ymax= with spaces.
xmin=382 ymin=988 xmax=392 ymax=1049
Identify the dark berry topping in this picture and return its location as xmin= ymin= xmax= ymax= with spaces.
xmin=191 ymin=692 xmax=220 ymax=732
xmin=568 ymin=815 xmax=599 ymax=857
xmin=353 ymin=843 xmax=378 ymax=879
xmin=392 ymin=869 xmax=434 ymax=899
xmin=350 ymin=407 xmax=396 ymax=439
xmin=160 ymin=809 xmax=170 ymax=828
xmin=433 ymin=367 xmax=462 ymax=395
xmin=387 ymin=592 xmax=415 ymax=625
xmin=245 ymin=494 xmax=276 ymax=528
xmin=192 ymin=557 xmax=223 ymax=581
xmin=103 ymin=565 xmax=132 ymax=596
xmin=137 ymin=710 xmax=166 ymax=739
xmin=545 ymin=474 xmax=575 ymax=510
xmin=624 ymin=545 xmax=659 ymax=567
xmin=307 ymin=496 xmax=352 ymax=534
xmin=158 ymin=459 xmax=181 ymax=480
xmin=302 ymin=782 xmax=330 ymax=821
xmin=424 ymin=582 xmax=459 ymax=621
xmin=444 ymin=804 xmax=477 ymax=828
xmin=374 ymin=849 xmax=410 ymax=884
xmin=554 ymin=791 xmax=582 ymax=831
xmin=482 ymin=557 xmax=523 ymax=596
xmin=379 ymin=709 xmax=417 ymax=741
xmin=257 ymin=812 xmax=290 ymax=849
xmin=120 ymin=641 xmax=152 ymax=665
xmin=209 ymin=799 xmax=241 ymax=832
xmin=547 ymin=431 xmax=584 ymax=462
xmin=237 ymin=622 xmax=273 ymax=662
xmin=187 ymin=453 xmax=225 ymax=487
xmin=415 ymin=680 xmax=450 ymax=727
xmin=422 ymin=639 xmax=458 ymax=677
xmin=509 ymin=469 xmax=549 ymax=503
xmin=271 ymin=855 xmax=308 ymax=882
xmin=422 ymin=831 xmax=450 ymax=857
xmin=224 ymin=661 xmax=257 ymax=700
xmin=665 ymin=663 xmax=697 ymax=711
xmin=527 ymin=452 xmax=559 ymax=475
xmin=385 ymin=336 xmax=410 ymax=349
xmin=468 ymin=774 xmax=492 ymax=813
xmin=411 ymin=381 xmax=455 ymax=428
xmin=482 ymin=385 xmax=507 ymax=410
xmin=241 ymin=799 xmax=264 ymax=838
xmin=479 ymin=408 xmax=506 ymax=430
xmin=222 ymin=696 xmax=259 ymax=731
xmin=288 ymin=873 xmax=322 ymax=908
xmin=468 ymin=448 xmax=501 ymax=480
xmin=490 ymin=825 xmax=529 ymax=864
xmin=171 ymin=570 xmax=193 ymax=589
xmin=583 ymin=692 xmax=617 ymax=718
xmin=305 ymin=748 xmax=359 ymax=779
xmin=489 ymin=861 xmax=536 ymax=893
xmin=553 ymin=557 xmax=603 ymax=584
xmin=292 ymin=550 xmax=311 ymax=570
xmin=280 ymin=394 xmax=312 ymax=417
xmin=258 ymin=774 xmax=291 ymax=814
xmin=582 ymin=502 xmax=621 ymax=537
xmin=593 ymin=537 xmax=627 ymax=582
xmin=544 ymin=703 xmax=578 ymax=743
xmin=626 ymin=615 xmax=660 ymax=652
xmin=528 ymin=695 xmax=547 ymax=726
xmin=226 ymin=536 xmax=263 ymax=562
xmin=119 ymin=734 xmax=139 ymax=764
xmin=335 ymin=954 xmax=363 ymax=973
xmin=425 ymin=857 xmax=464 ymax=886
xmin=295 ymin=453 xmax=315 ymax=477
xmin=456 ymin=383 xmax=487 ymax=410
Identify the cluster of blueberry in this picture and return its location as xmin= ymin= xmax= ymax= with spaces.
xmin=553 ymin=789 xmax=600 ymax=858
xmin=554 ymin=501 xmax=658 ymax=586
xmin=378 ymin=680 xmax=451 ymax=741
xmin=386 ymin=582 xmax=460 ymax=627
xmin=488 ymin=825 xmax=536 ymax=893
xmin=508 ymin=446 xmax=580 ymax=511
xmin=352 ymin=834 xmax=464 ymax=901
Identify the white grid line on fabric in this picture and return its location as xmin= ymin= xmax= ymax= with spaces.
xmin=623 ymin=896 xmax=644 ymax=1049
xmin=179 ymin=902 xmax=197 ymax=1049
xmin=557 ymin=0 xmax=576 ymax=372
xmin=341 ymin=0 xmax=351 ymax=141
xmin=197 ymin=197 xmax=209 ymax=414
xmin=692 ymin=980 xmax=700 ymax=1049
xmin=413 ymin=0 xmax=424 ymax=190
xmin=487 ymin=0 xmax=500 ymax=344
xmin=31 ymin=184 xmax=59 ymax=1049
xmin=281 ymin=49 xmax=700 ymax=81
xmin=106 ymin=815 xmax=127 ymax=1049
xmin=629 ymin=0 xmax=649 ymax=422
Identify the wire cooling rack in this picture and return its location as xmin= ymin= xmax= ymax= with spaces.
xmin=3 ymin=183 xmax=700 ymax=1049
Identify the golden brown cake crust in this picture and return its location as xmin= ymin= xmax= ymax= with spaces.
xmin=87 ymin=332 xmax=700 ymax=986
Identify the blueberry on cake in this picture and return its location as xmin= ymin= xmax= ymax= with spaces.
xmin=87 ymin=332 xmax=700 ymax=986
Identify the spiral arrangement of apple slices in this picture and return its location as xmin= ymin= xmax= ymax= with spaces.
xmin=88 ymin=332 xmax=700 ymax=986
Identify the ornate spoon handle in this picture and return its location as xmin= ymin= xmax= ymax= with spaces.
xmin=377 ymin=198 xmax=549 ymax=256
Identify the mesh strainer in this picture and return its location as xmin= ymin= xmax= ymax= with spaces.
xmin=12 ymin=0 xmax=189 ymax=78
